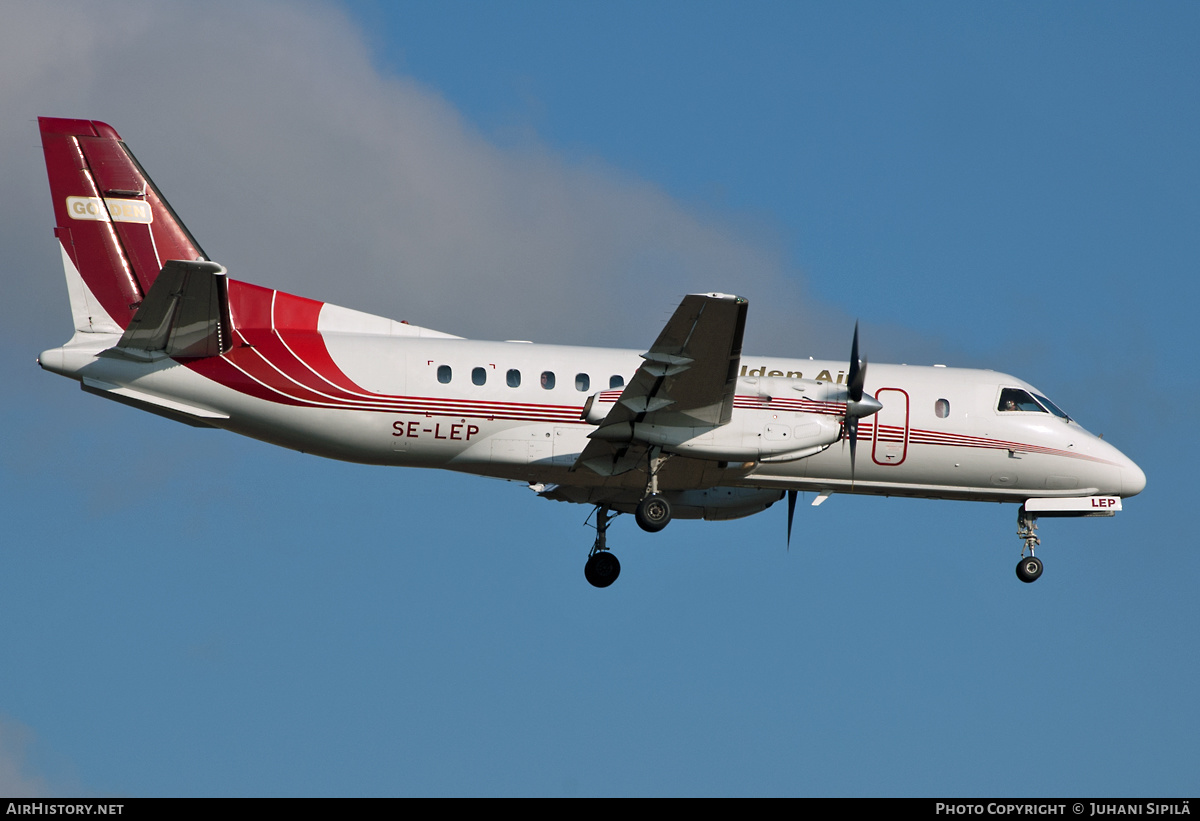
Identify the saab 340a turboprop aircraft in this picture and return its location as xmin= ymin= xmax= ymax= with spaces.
xmin=35 ymin=117 xmax=1146 ymax=587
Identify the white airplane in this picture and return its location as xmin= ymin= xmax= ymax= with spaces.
xmin=35 ymin=117 xmax=1146 ymax=587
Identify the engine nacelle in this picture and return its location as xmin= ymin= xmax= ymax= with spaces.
xmin=738 ymin=375 xmax=828 ymax=400
xmin=738 ymin=374 xmax=855 ymax=405
xmin=589 ymin=413 xmax=842 ymax=462
xmin=581 ymin=391 xmax=617 ymax=424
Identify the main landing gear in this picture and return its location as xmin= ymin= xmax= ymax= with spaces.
xmin=584 ymin=507 xmax=621 ymax=588
xmin=584 ymin=450 xmax=673 ymax=588
xmin=1015 ymin=505 xmax=1044 ymax=583
xmin=634 ymin=448 xmax=673 ymax=533
xmin=635 ymin=494 xmax=671 ymax=533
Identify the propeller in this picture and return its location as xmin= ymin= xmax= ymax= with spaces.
xmin=843 ymin=322 xmax=882 ymax=480
xmin=785 ymin=323 xmax=882 ymax=548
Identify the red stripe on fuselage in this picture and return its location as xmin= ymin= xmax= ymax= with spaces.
xmin=185 ymin=282 xmax=1117 ymax=464
xmin=189 ymin=281 xmax=588 ymax=420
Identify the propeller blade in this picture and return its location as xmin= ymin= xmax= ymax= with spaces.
xmin=847 ymin=321 xmax=866 ymax=403
xmin=786 ymin=489 xmax=797 ymax=549
xmin=844 ymin=323 xmax=872 ymax=485
xmin=847 ymin=416 xmax=858 ymax=481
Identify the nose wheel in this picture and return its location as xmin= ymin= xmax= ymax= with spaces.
xmin=1016 ymin=555 xmax=1043 ymax=583
xmin=1016 ymin=505 xmax=1044 ymax=583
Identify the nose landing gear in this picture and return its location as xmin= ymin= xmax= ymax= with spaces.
xmin=1016 ymin=506 xmax=1043 ymax=583
xmin=1016 ymin=555 xmax=1043 ymax=583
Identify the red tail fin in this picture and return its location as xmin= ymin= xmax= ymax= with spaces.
xmin=39 ymin=117 xmax=207 ymax=330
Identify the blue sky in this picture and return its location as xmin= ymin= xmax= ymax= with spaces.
xmin=0 ymin=0 xmax=1196 ymax=796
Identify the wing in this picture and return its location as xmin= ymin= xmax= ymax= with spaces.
xmin=573 ymin=292 xmax=747 ymax=476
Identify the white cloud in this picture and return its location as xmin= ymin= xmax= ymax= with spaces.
xmin=0 ymin=716 xmax=50 ymax=798
xmin=0 ymin=0 xmax=859 ymax=356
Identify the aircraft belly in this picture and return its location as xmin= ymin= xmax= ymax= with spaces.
xmin=215 ymin=402 xmax=390 ymax=463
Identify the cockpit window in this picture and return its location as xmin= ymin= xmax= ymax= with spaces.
xmin=1034 ymin=393 xmax=1071 ymax=420
xmin=998 ymin=388 xmax=1045 ymax=413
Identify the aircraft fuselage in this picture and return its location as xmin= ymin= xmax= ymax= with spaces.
xmin=39 ymin=290 xmax=1144 ymax=510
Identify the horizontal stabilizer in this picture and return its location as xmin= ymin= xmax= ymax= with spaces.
xmin=81 ymin=377 xmax=228 ymax=428
xmin=118 ymin=260 xmax=233 ymax=358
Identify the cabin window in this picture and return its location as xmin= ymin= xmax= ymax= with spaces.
xmin=507 ymin=369 xmax=521 ymax=388
xmin=610 ymin=375 xmax=624 ymax=389
xmin=437 ymin=365 xmax=452 ymax=384
xmin=540 ymin=371 xmax=556 ymax=390
xmin=935 ymin=398 xmax=950 ymax=418
xmin=998 ymin=388 xmax=1044 ymax=413
xmin=472 ymin=367 xmax=486 ymax=386
xmin=575 ymin=373 xmax=590 ymax=392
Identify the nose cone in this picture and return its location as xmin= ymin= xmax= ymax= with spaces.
xmin=1084 ymin=434 xmax=1146 ymax=498
xmin=1120 ymin=457 xmax=1147 ymax=498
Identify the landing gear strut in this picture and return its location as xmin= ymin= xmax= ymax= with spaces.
xmin=1015 ymin=505 xmax=1044 ymax=583
xmin=584 ymin=506 xmax=621 ymax=588
xmin=583 ymin=447 xmax=676 ymax=586
xmin=635 ymin=448 xmax=672 ymax=533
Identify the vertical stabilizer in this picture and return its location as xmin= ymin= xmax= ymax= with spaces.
xmin=39 ymin=117 xmax=207 ymax=332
